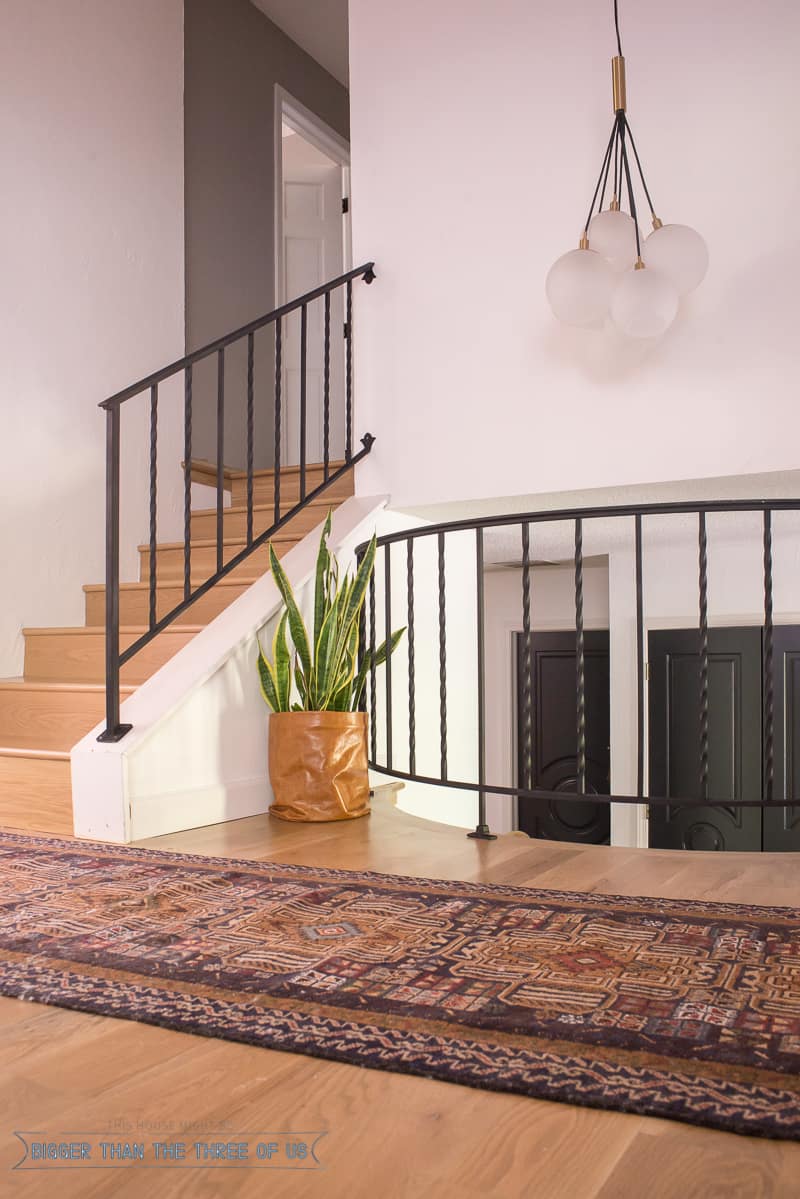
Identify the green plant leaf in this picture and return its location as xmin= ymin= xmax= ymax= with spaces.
xmin=257 ymin=642 xmax=282 ymax=712
xmin=313 ymin=510 xmax=333 ymax=650
xmin=269 ymin=542 xmax=312 ymax=680
xmin=324 ymin=538 xmax=376 ymax=699
xmin=352 ymin=627 xmax=406 ymax=709
xmin=273 ymin=610 xmax=291 ymax=711
xmin=322 ymin=616 xmax=360 ymax=709
xmin=313 ymin=588 xmax=343 ymax=705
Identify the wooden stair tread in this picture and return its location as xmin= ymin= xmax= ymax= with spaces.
xmin=0 ymin=678 xmax=136 ymax=694
xmin=0 ymin=741 xmax=71 ymax=760
xmin=137 ymin=533 xmax=302 ymax=553
xmin=187 ymin=498 xmax=334 ymax=522
xmin=228 ymin=461 xmax=346 ymax=480
xmin=82 ymin=578 xmax=261 ymax=594
xmin=23 ymin=625 xmax=205 ymax=637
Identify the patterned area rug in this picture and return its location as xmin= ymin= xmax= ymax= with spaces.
xmin=0 ymin=832 xmax=798 ymax=1140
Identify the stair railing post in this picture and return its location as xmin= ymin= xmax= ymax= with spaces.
xmin=97 ymin=402 xmax=132 ymax=742
xmin=468 ymin=526 xmax=497 ymax=839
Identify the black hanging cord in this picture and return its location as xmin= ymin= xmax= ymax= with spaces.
xmin=614 ymin=0 xmax=623 ymax=56
xmin=618 ymin=122 xmax=642 ymax=258
xmin=583 ymin=120 xmax=618 ymax=235
xmin=622 ymin=117 xmax=657 ymax=218
xmin=598 ymin=122 xmax=618 ymax=212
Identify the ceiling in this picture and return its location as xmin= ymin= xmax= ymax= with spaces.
xmin=250 ymin=0 xmax=349 ymax=86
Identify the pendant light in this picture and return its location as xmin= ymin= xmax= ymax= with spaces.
xmin=545 ymin=0 xmax=708 ymax=337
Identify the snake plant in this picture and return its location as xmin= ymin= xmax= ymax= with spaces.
xmin=257 ymin=511 xmax=405 ymax=713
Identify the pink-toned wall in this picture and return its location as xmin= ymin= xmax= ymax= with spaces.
xmin=0 ymin=0 xmax=185 ymax=675
xmin=349 ymin=0 xmax=800 ymax=508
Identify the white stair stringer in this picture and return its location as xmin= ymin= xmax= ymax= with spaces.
xmin=71 ymin=497 xmax=389 ymax=842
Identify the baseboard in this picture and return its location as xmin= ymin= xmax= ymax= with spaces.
xmin=129 ymin=776 xmax=270 ymax=842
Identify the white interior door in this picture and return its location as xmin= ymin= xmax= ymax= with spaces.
xmin=281 ymin=131 xmax=345 ymax=468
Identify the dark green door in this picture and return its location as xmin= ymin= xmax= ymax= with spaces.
xmin=516 ymin=631 xmax=610 ymax=844
xmin=764 ymin=627 xmax=800 ymax=851
xmin=648 ymin=627 xmax=763 ymax=851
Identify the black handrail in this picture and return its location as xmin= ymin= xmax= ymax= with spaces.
xmin=100 ymin=264 xmax=375 ymax=410
xmin=98 ymin=263 xmax=376 ymax=741
xmin=357 ymin=497 xmax=800 ymax=839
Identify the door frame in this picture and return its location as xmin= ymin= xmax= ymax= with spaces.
xmin=273 ymin=85 xmax=352 ymax=313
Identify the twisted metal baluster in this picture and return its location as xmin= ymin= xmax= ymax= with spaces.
xmin=384 ymin=544 xmax=393 ymax=770
xmin=345 ymin=280 xmax=353 ymax=462
xmin=635 ymin=513 xmax=644 ymax=798
xmin=246 ymin=333 xmax=254 ymax=547
xmin=407 ymin=539 xmax=416 ymax=775
xmin=698 ymin=511 xmax=709 ymax=801
xmin=369 ymin=573 xmax=377 ymax=762
xmin=216 ymin=349 xmax=225 ymax=574
xmin=763 ymin=509 xmax=774 ymax=803
xmin=274 ymin=317 xmax=282 ymax=525
xmin=520 ymin=522 xmax=533 ymax=792
xmin=148 ymin=384 xmax=158 ymax=630
xmin=183 ymin=366 xmax=192 ymax=603
xmin=438 ymin=532 xmax=448 ymax=780
xmin=299 ymin=304 xmax=307 ymax=502
xmin=575 ymin=518 xmax=586 ymax=794
xmin=323 ymin=291 xmax=331 ymax=481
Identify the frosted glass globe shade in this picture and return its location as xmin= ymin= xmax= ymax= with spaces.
xmin=587 ymin=209 xmax=637 ymax=272
xmin=545 ymin=248 xmax=615 ymax=327
xmin=611 ymin=267 xmax=679 ymax=339
xmin=643 ymin=223 xmax=708 ymax=295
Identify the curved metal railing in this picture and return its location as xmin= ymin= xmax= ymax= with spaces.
xmin=357 ymin=497 xmax=800 ymax=841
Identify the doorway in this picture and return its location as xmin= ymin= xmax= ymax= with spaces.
xmin=648 ymin=626 xmax=800 ymax=851
xmin=515 ymin=631 xmax=611 ymax=843
xmin=275 ymin=89 xmax=350 ymax=469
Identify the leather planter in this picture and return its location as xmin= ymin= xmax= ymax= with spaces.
xmin=268 ymin=710 xmax=370 ymax=822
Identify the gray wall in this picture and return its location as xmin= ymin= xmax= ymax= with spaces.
xmin=184 ymin=0 xmax=349 ymax=468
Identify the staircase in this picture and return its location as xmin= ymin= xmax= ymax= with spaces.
xmin=0 ymin=461 xmax=354 ymax=838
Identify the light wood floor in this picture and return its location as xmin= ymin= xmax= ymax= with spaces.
xmin=1 ymin=798 xmax=799 ymax=1198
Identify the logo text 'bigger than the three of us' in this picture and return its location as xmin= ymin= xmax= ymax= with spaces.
xmin=14 ymin=1132 xmax=326 ymax=1170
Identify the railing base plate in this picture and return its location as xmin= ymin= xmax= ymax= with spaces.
xmin=467 ymin=825 xmax=497 ymax=841
xmin=97 ymin=724 xmax=133 ymax=744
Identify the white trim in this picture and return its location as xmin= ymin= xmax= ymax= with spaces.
xmin=273 ymin=84 xmax=351 ymax=311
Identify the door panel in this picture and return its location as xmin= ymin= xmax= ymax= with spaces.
xmin=764 ymin=628 xmax=800 ymax=851
xmin=281 ymin=141 xmax=344 ymax=466
xmin=516 ymin=632 xmax=610 ymax=844
xmin=648 ymin=628 xmax=762 ymax=851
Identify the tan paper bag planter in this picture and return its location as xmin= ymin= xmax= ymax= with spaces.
xmin=257 ymin=513 xmax=403 ymax=826
xmin=268 ymin=710 xmax=370 ymax=822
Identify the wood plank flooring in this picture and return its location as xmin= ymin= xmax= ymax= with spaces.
xmin=0 ymin=798 xmax=798 ymax=1198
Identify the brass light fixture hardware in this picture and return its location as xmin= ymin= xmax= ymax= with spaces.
xmin=611 ymin=55 xmax=627 ymax=112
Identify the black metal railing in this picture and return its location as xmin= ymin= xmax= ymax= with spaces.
xmin=356 ymin=498 xmax=800 ymax=840
xmin=98 ymin=263 xmax=376 ymax=741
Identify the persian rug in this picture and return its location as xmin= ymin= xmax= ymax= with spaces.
xmin=0 ymin=832 xmax=798 ymax=1140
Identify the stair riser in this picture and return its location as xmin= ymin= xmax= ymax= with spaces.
xmin=24 ymin=630 xmax=199 ymax=685
xmin=0 ymin=757 xmax=73 ymax=835
xmin=0 ymin=690 xmax=113 ymax=750
xmin=85 ymin=583 xmax=253 ymax=627
xmin=230 ymin=468 xmax=353 ymax=507
xmin=139 ymin=541 xmax=292 ymax=585
xmin=190 ymin=503 xmax=331 ymax=543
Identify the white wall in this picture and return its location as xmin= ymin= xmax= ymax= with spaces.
xmin=349 ymin=0 xmax=800 ymax=509
xmin=0 ymin=0 xmax=185 ymax=675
